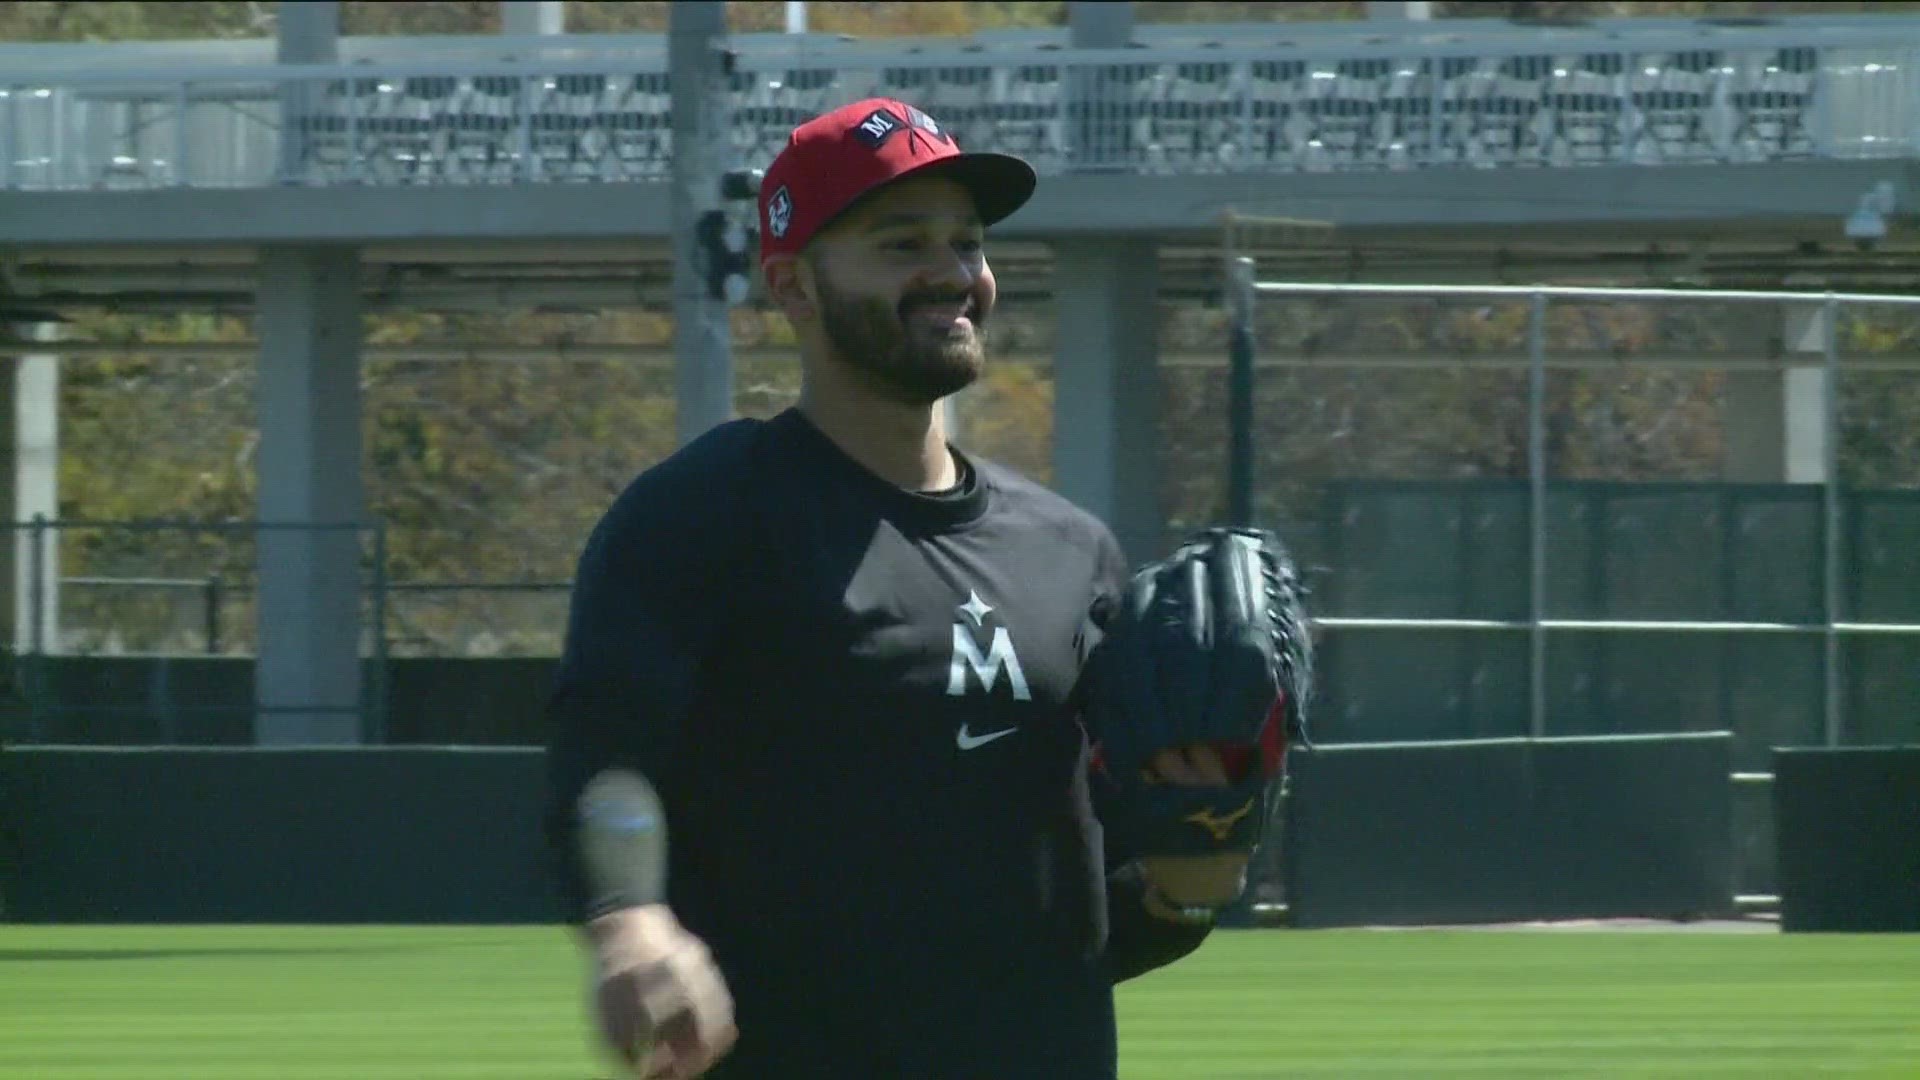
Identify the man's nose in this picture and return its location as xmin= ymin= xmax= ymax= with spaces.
xmin=917 ymin=247 xmax=977 ymax=291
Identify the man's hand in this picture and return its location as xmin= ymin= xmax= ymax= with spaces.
xmin=1136 ymin=746 xmax=1251 ymax=920
xmin=586 ymin=905 xmax=737 ymax=1080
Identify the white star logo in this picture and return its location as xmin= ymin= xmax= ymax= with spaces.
xmin=958 ymin=589 xmax=993 ymax=627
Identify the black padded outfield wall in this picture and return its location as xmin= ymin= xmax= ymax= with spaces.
xmin=1306 ymin=482 xmax=1920 ymax=766
xmin=1282 ymin=732 xmax=1736 ymax=928
xmin=6 ymin=737 xmax=1736 ymax=925
xmin=0 ymin=657 xmax=563 ymax=747
xmin=1774 ymin=746 xmax=1920 ymax=933
xmin=1 ymin=747 xmax=561 ymax=923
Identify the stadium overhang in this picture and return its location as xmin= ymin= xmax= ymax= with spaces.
xmin=3 ymin=160 xmax=1916 ymax=310
xmin=3 ymin=160 xmax=1911 ymax=249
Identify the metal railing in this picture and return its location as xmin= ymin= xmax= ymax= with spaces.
xmin=1 ymin=24 xmax=1912 ymax=191
xmin=1225 ymin=273 xmax=1920 ymax=749
xmin=48 ymin=574 xmax=572 ymax=658
xmin=58 ymin=575 xmax=231 ymax=655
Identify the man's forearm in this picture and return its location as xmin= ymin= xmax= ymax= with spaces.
xmin=544 ymin=742 xmax=670 ymax=925
xmin=576 ymin=768 xmax=669 ymax=912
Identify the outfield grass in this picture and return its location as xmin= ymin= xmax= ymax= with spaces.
xmin=2 ymin=924 xmax=1916 ymax=1078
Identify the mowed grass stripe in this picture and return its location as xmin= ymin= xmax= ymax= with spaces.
xmin=4 ymin=925 xmax=1917 ymax=1079
xmin=1115 ymin=930 xmax=1920 ymax=1079
xmin=2 ymin=926 xmax=596 ymax=1080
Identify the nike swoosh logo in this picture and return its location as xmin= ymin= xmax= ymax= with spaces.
xmin=956 ymin=723 xmax=1018 ymax=751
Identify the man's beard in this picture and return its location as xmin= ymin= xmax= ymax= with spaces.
xmin=815 ymin=277 xmax=986 ymax=406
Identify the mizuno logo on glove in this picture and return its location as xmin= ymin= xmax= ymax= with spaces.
xmin=1184 ymin=797 xmax=1256 ymax=841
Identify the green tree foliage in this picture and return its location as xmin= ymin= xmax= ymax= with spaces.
xmin=1155 ymin=296 xmax=1920 ymax=552
xmin=43 ymin=294 xmax=1920 ymax=655
xmin=0 ymin=2 xmax=266 ymax=41
xmin=1838 ymin=312 xmax=1920 ymax=489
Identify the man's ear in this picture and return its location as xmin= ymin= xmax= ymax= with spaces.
xmin=762 ymin=254 xmax=816 ymax=323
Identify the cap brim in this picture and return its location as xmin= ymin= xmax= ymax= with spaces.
xmin=901 ymin=151 xmax=1038 ymax=229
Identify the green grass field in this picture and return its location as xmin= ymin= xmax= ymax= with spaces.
xmin=2 ymin=924 xmax=1916 ymax=1078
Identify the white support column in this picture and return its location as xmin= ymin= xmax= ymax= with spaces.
xmin=1723 ymin=304 xmax=1830 ymax=484
xmin=1051 ymin=238 xmax=1162 ymax=562
xmin=254 ymin=246 xmax=365 ymax=746
xmin=1782 ymin=303 xmax=1831 ymax=485
xmin=500 ymin=1 xmax=564 ymax=36
xmin=670 ymin=0 xmax=734 ymax=447
xmin=12 ymin=323 xmax=59 ymax=655
xmin=1366 ymin=1 xmax=1433 ymax=19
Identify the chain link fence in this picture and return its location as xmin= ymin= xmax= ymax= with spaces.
xmin=1212 ymin=273 xmax=1920 ymax=920
xmin=18 ymin=265 xmax=1920 ymax=922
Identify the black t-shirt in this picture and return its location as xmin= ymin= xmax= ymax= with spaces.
xmin=543 ymin=407 xmax=1207 ymax=1079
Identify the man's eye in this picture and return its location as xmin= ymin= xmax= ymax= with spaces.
xmin=883 ymin=235 xmax=982 ymax=256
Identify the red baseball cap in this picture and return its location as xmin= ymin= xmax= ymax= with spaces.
xmin=757 ymin=98 xmax=1036 ymax=268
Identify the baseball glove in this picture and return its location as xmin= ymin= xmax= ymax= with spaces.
xmin=1080 ymin=526 xmax=1313 ymax=863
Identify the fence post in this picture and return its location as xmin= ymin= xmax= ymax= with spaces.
xmin=204 ymin=573 xmax=223 ymax=655
xmin=2 ymin=85 xmax=15 ymax=191
xmin=1821 ymin=293 xmax=1842 ymax=748
xmin=27 ymin=515 xmax=47 ymax=659
xmin=1227 ymin=255 xmax=1257 ymax=527
xmin=21 ymin=511 xmax=49 ymax=737
xmin=1527 ymin=292 xmax=1549 ymax=741
xmin=367 ymin=521 xmax=390 ymax=745
xmin=23 ymin=516 xmax=48 ymax=741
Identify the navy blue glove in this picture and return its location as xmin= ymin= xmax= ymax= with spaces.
xmin=1080 ymin=527 xmax=1312 ymax=861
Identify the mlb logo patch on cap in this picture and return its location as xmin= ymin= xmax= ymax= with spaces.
xmin=766 ymin=185 xmax=793 ymax=239
xmin=904 ymin=106 xmax=949 ymax=144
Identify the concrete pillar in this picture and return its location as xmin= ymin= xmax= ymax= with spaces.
xmin=1366 ymin=1 xmax=1433 ymax=18
xmin=1068 ymin=1 xmax=1131 ymax=46
xmin=1066 ymin=2 xmax=1133 ymax=173
xmin=0 ymin=322 xmax=61 ymax=659
xmin=500 ymin=1 xmax=564 ymax=36
xmin=670 ymin=0 xmax=735 ymax=447
xmin=1052 ymin=239 xmax=1162 ymax=562
xmin=13 ymin=324 xmax=59 ymax=654
xmin=277 ymin=0 xmax=338 ymax=62
xmin=276 ymin=0 xmax=338 ymax=183
xmin=1053 ymin=12 xmax=1154 ymax=550
xmin=0 ymin=330 xmax=16 ymax=662
xmin=1724 ymin=304 xmax=1831 ymax=484
xmin=1781 ymin=304 xmax=1832 ymax=485
xmin=254 ymin=246 xmax=365 ymax=746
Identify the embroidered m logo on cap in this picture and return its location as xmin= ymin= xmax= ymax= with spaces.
xmin=852 ymin=108 xmax=903 ymax=148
